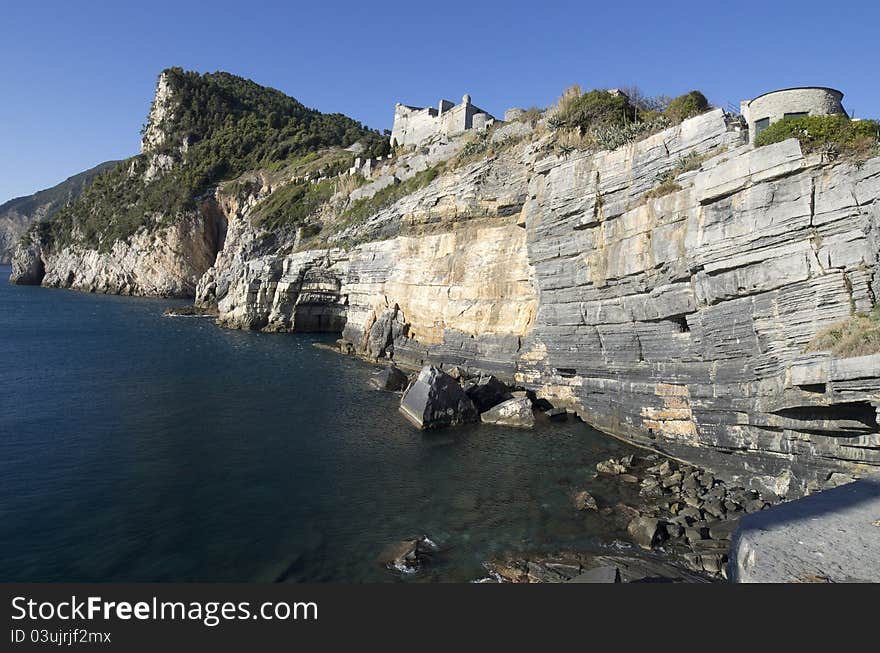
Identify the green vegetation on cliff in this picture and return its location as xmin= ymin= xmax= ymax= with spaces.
xmin=755 ymin=114 xmax=879 ymax=157
xmin=549 ymin=86 xmax=711 ymax=152
xmin=37 ymin=68 xmax=389 ymax=253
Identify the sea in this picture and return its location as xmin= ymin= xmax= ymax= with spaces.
xmin=0 ymin=265 xmax=639 ymax=582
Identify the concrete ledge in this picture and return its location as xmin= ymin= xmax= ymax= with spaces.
xmin=729 ymin=480 xmax=880 ymax=582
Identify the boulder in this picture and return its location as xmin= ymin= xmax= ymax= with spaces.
xmin=378 ymin=540 xmax=419 ymax=573
xmin=627 ymin=517 xmax=667 ymax=549
xmin=480 ymin=397 xmax=535 ymax=428
xmin=464 ymin=375 xmax=511 ymax=412
xmin=544 ymin=407 xmax=568 ymax=422
xmin=596 ymin=459 xmax=627 ymax=475
xmin=367 ymin=306 xmax=407 ymax=359
xmin=573 ymin=490 xmax=598 ymax=511
xmin=378 ymin=535 xmax=442 ymax=574
xmin=399 ymin=365 xmax=479 ymax=429
xmin=371 ymin=365 xmax=409 ymax=392
xmin=338 ymin=339 xmax=355 ymax=355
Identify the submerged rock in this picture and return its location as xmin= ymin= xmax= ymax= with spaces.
xmin=596 ymin=459 xmax=628 ymax=475
xmin=480 ymin=396 xmax=535 ymax=428
xmin=371 ymin=364 xmax=409 ymax=392
xmin=163 ymin=304 xmax=217 ymax=317
xmin=379 ymin=535 xmax=444 ymax=574
xmin=572 ymin=490 xmax=598 ymax=511
xmin=399 ymin=365 xmax=479 ymax=429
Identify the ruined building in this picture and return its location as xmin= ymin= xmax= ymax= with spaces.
xmin=390 ymin=94 xmax=497 ymax=148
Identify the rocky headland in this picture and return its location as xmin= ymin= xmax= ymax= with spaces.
xmin=8 ymin=69 xmax=880 ymax=579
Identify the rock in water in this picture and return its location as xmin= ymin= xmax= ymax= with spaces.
xmin=399 ymin=365 xmax=479 ymax=429
xmin=544 ymin=408 xmax=568 ymax=422
xmin=480 ymin=397 xmax=535 ymax=428
xmin=573 ymin=490 xmax=598 ymax=511
xmin=371 ymin=365 xmax=409 ymax=392
xmin=627 ymin=517 xmax=667 ymax=549
xmin=379 ymin=535 xmax=443 ymax=574
xmin=464 ymin=375 xmax=512 ymax=412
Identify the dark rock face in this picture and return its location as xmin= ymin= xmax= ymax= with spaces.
xmin=480 ymin=396 xmax=535 ymax=428
xmin=464 ymin=375 xmax=512 ymax=412
xmin=399 ymin=365 xmax=479 ymax=429
xmin=371 ymin=365 xmax=409 ymax=392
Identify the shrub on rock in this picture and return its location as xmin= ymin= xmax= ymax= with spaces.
xmin=664 ymin=90 xmax=710 ymax=124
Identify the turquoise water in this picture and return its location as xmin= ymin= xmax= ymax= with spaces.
xmin=0 ymin=266 xmax=638 ymax=582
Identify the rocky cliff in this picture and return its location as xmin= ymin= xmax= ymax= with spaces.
xmin=12 ymin=203 xmax=226 ymax=296
xmin=9 ymin=67 xmax=386 ymax=295
xmin=0 ymin=161 xmax=116 ymax=263
xmin=197 ymin=108 xmax=880 ymax=497
xmin=10 ymin=70 xmax=879 ymax=496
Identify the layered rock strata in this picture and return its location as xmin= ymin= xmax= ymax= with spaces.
xmin=202 ymin=109 xmax=879 ymax=494
xmin=13 ymin=101 xmax=879 ymax=494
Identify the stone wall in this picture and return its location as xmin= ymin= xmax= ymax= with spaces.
xmin=390 ymin=95 xmax=496 ymax=148
xmin=741 ymin=87 xmax=846 ymax=143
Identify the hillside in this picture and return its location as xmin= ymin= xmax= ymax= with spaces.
xmin=0 ymin=161 xmax=116 ymax=263
xmin=36 ymin=68 xmax=388 ymax=255
xmin=11 ymin=68 xmax=388 ymax=295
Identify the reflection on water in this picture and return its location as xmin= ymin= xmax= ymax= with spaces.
xmin=0 ymin=268 xmax=638 ymax=582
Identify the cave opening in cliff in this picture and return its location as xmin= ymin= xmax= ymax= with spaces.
xmin=292 ymin=304 xmax=347 ymax=334
xmin=668 ymin=314 xmax=691 ymax=333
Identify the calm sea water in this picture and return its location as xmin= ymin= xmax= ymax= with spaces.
xmin=0 ymin=265 xmax=639 ymax=582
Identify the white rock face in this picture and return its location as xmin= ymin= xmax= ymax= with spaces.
xmin=14 ymin=207 xmax=226 ymax=297
xmin=141 ymin=72 xmax=177 ymax=153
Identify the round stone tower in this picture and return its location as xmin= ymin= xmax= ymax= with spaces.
xmin=740 ymin=87 xmax=846 ymax=144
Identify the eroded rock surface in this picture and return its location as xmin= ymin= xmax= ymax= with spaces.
xmin=14 ymin=100 xmax=880 ymax=491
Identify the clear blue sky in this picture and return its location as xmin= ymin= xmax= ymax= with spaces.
xmin=2 ymin=0 xmax=878 ymax=202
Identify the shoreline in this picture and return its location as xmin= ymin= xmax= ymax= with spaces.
xmin=315 ymin=339 xmax=774 ymax=582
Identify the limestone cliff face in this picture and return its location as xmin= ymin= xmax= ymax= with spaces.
xmin=199 ymin=137 xmax=539 ymax=377
xmin=13 ymin=205 xmax=226 ymax=297
xmin=518 ymin=111 xmax=880 ymax=497
xmin=201 ymin=109 xmax=880 ymax=495
xmin=8 ymin=74 xmax=225 ymax=296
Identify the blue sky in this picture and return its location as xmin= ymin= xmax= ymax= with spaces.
xmin=2 ymin=0 xmax=878 ymax=202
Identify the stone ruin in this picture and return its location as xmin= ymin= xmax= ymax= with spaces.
xmin=389 ymin=93 xmax=497 ymax=149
